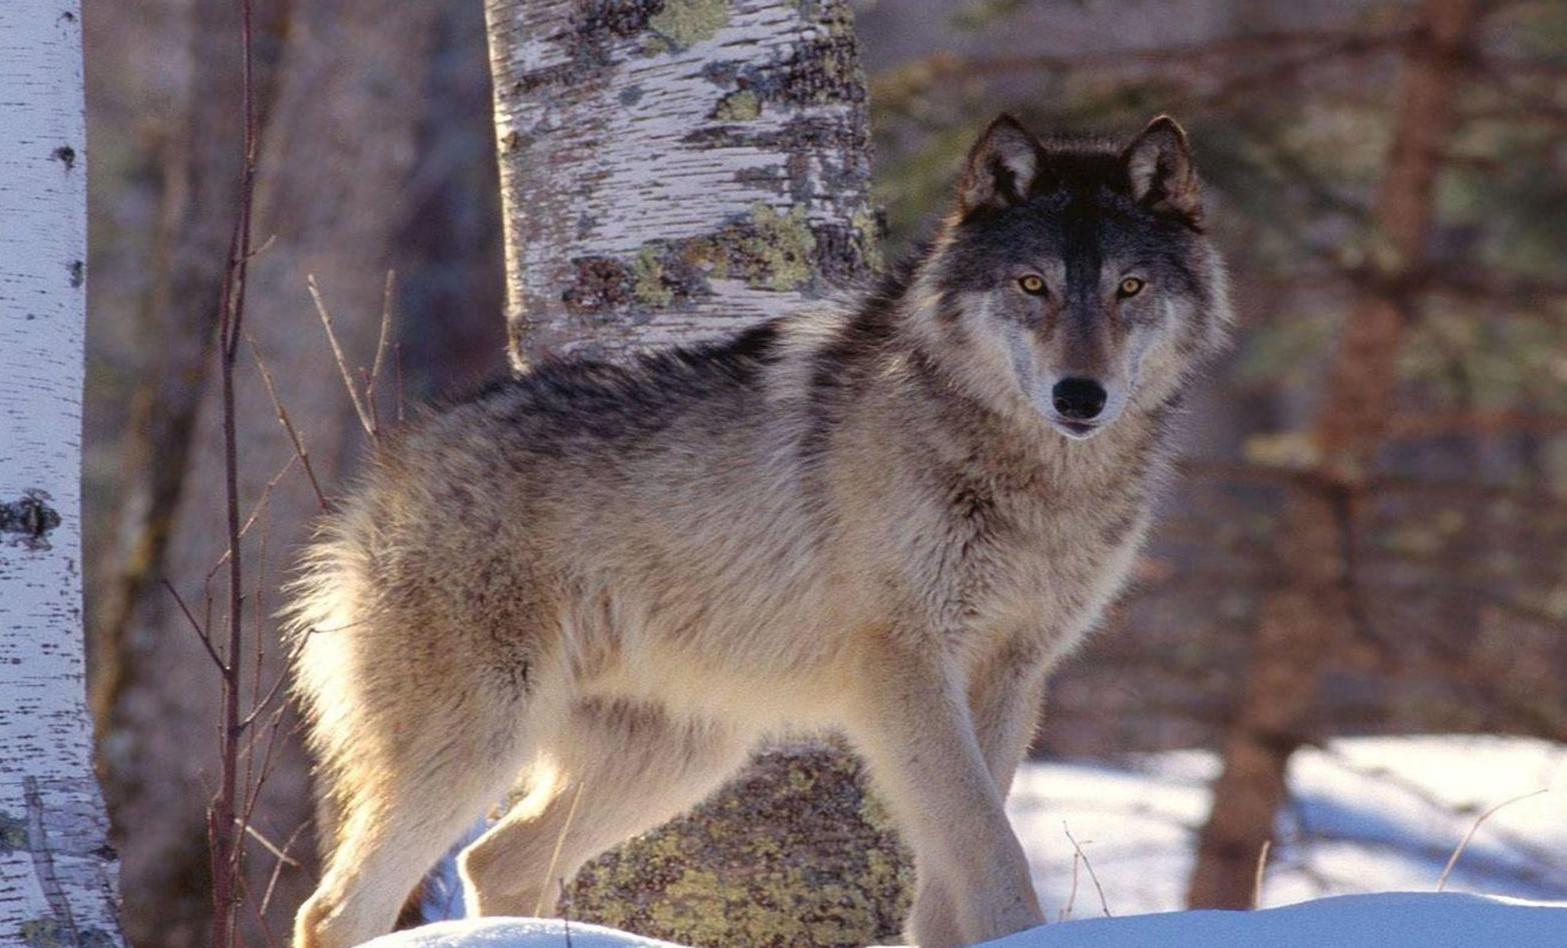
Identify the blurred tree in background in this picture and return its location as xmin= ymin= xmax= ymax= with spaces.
xmin=80 ymin=0 xmax=1567 ymax=941
xmin=864 ymin=0 xmax=1567 ymax=909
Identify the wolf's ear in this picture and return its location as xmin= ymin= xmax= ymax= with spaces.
xmin=1122 ymin=115 xmax=1203 ymax=225
xmin=958 ymin=115 xmax=1045 ymax=214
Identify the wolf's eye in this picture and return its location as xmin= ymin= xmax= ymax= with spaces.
xmin=1118 ymin=276 xmax=1146 ymax=298
xmin=1018 ymin=275 xmax=1047 ymax=296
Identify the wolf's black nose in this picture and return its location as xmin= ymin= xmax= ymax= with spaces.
xmin=1052 ymin=378 xmax=1107 ymax=420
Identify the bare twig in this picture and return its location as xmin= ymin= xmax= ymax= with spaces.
xmin=209 ymin=0 xmax=259 ymax=939
xmin=161 ymin=579 xmax=225 ymax=673
xmin=1063 ymin=822 xmax=1111 ymax=918
xmin=365 ymin=269 xmax=396 ymax=436
xmin=239 ymin=509 xmax=273 ymax=846
xmin=394 ymin=341 xmax=406 ymax=424
xmin=260 ymin=821 xmax=311 ymax=916
xmin=241 ymin=820 xmax=301 ymax=868
xmin=240 ymin=703 xmax=290 ymax=838
xmin=239 ymin=668 xmax=293 ymax=730
xmin=1252 ymin=839 xmax=1272 ymax=909
xmin=1058 ymin=849 xmax=1082 ymax=922
xmin=203 ymin=454 xmax=297 ymax=589
xmin=1437 ymin=789 xmax=1548 ymax=891
xmin=247 ymin=335 xmax=330 ymax=510
xmin=534 ymin=782 xmax=586 ymax=918
xmin=237 ymin=868 xmax=281 ymax=948
xmin=560 ymin=879 xmax=574 ymax=948
xmin=244 ymin=232 xmax=278 ymax=261
xmin=307 ymin=273 xmax=377 ymax=440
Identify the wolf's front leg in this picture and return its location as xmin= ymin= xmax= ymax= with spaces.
xmin=912 ymin=645 xmax=1051 ymax=941
xmin=911 ymin=646 xmax=1051 ymax=942
xmin=846 ymin=633 xmax=1043 ymax=947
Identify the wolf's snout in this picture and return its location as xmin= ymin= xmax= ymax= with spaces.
xmin=1052 ymin=378 xmax=1107 ymax=420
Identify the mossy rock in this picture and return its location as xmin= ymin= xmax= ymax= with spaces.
xmin=567 ymin=742 xmax=913 ymax=947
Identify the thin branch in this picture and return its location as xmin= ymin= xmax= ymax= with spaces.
xmin=240 ymin=669 xmax=293 ymax=730
xmin=1252 ymin=839 xmax=1272 ymax=909
xmin=365 ymin=269 xmax=397 ymax=437
xmin=203 ymin=454 xmax=297 ymax=589
xmin=1063 ymin=822 xmax=1111 ymax=918
xmin=236 ymin=864 xmax=282 ymax=948
xmin=307 ymin=273 xmax=377 ymax=440
xmin=244 ymin=232 xmax=278 ymax=261
xmin=534 ymin=782 xmax=586 ymax=917
xmin=162 ymin=579 xmax=226 ymax=673
xmin=210 ymin=0 xmax=258 ymax=938
xmin=1058 ymin=850 xmax=1082 ymax=922
xmin=394 ymin=341 xmax=406 ymax=424
xmin=260 ymin=821 xmax=311 ymax=915
xmin=247 ymin=334 xmax=330 ymax=511
xmin=1436 ymin=789 xmax=1549 ymax=891
xmin=240 ymin=703 xmax=289 ymax=840
xmin=240 ymin=820 xmax=300 ymax=868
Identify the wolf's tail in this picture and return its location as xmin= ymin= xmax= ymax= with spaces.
xmin=280 ymin=492 xmax=381 ymax=860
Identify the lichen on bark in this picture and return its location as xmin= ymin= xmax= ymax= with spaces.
xmin=486 ymin=0 xmax=878 ymax=363
xmin=646 ymin=0 xmax=730 ymax=52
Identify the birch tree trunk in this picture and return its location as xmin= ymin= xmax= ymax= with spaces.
xmin=0 ymin=2 xmax=124 ymax=943
xmin=487 ymin=0 xmax=880 ymax=365
xmin=485 ymin=2 xmax=909 ymax=944
xmin=1186 ymin=0 xmax=1482 ymax=909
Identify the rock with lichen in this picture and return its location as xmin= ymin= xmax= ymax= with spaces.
xmin=566 ymin=742 xmax=913 ymax=948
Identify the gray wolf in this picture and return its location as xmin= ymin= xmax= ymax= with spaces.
xmin=289 ymin=114 xmax=1231 ymax=948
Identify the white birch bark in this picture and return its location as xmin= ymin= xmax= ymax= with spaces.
xmin=484 ymin=3 xmax=909 ymax=943
xmin=0 ymin=3 xmax=124 ymax=944
xmin=486 ymin=0 xmax=879 ymax=366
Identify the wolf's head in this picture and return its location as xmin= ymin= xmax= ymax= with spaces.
xmin=912 ymin=115 xmax=1232 ymax=440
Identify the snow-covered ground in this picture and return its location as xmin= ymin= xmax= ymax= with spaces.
xmin=377 ymin=735 xmax=1567 ymax=946
xmin=373 ymin=893 xmax=1567 ymax=947
xmin=1009 ymin=734 xmax=1567 ymax=918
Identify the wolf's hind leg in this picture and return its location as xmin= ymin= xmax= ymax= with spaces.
xmin=459 ymin=698 xmax=748 ymax=917
xmin=294 ymin=696 xmax=532 ymax=948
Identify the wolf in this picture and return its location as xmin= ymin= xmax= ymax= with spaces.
xmin=289 ymin=113 xmax=1231 ymax=948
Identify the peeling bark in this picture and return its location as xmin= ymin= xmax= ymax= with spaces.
xmin=0 ymin=2 xmax=124 ymax=943
xmin=484 ymin=2 xmax=907 ymax=943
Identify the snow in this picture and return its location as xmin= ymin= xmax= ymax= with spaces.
xmin=1009 ymin=735 xmax=1567 ymax=918
xmin=364 ymin=918 xmax=685 ymax=947
xmin=982 ymin=892 xmax=1567 ymax=947
xmin=383 ymin=735 xmax=1567 ymax=946
xmin=368 ymin=894 xmax=1567 ymax=947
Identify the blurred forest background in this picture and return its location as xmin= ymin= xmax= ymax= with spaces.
xmin=80 ymin=0 xmax=1567 ymax=944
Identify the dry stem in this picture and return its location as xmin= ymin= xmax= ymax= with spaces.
xmin=1063 ymin=822 xmax=1111 ymax=918
xmin=1436 ymin=789 xmax=1548 ymax=891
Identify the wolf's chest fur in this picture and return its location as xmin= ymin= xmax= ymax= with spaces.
xmin=793 ymin=337 xmax=1168 ymax=662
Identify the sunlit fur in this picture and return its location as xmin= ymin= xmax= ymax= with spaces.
xmin=288 ymin=115 xmax=1231 ymax=948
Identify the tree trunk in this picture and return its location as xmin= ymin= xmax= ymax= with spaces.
xmin=106 ymin=4 xmax=448 ymax=945
xmin=1187 ymin=0 xmax=1482 ymax=909
xmin=484 ymin=2 xmax=908 ymax=943
xmin=0 ymin=2 xmax=125 ymax=944
xmin=486 ymin=0 xmax=879 ymax=365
